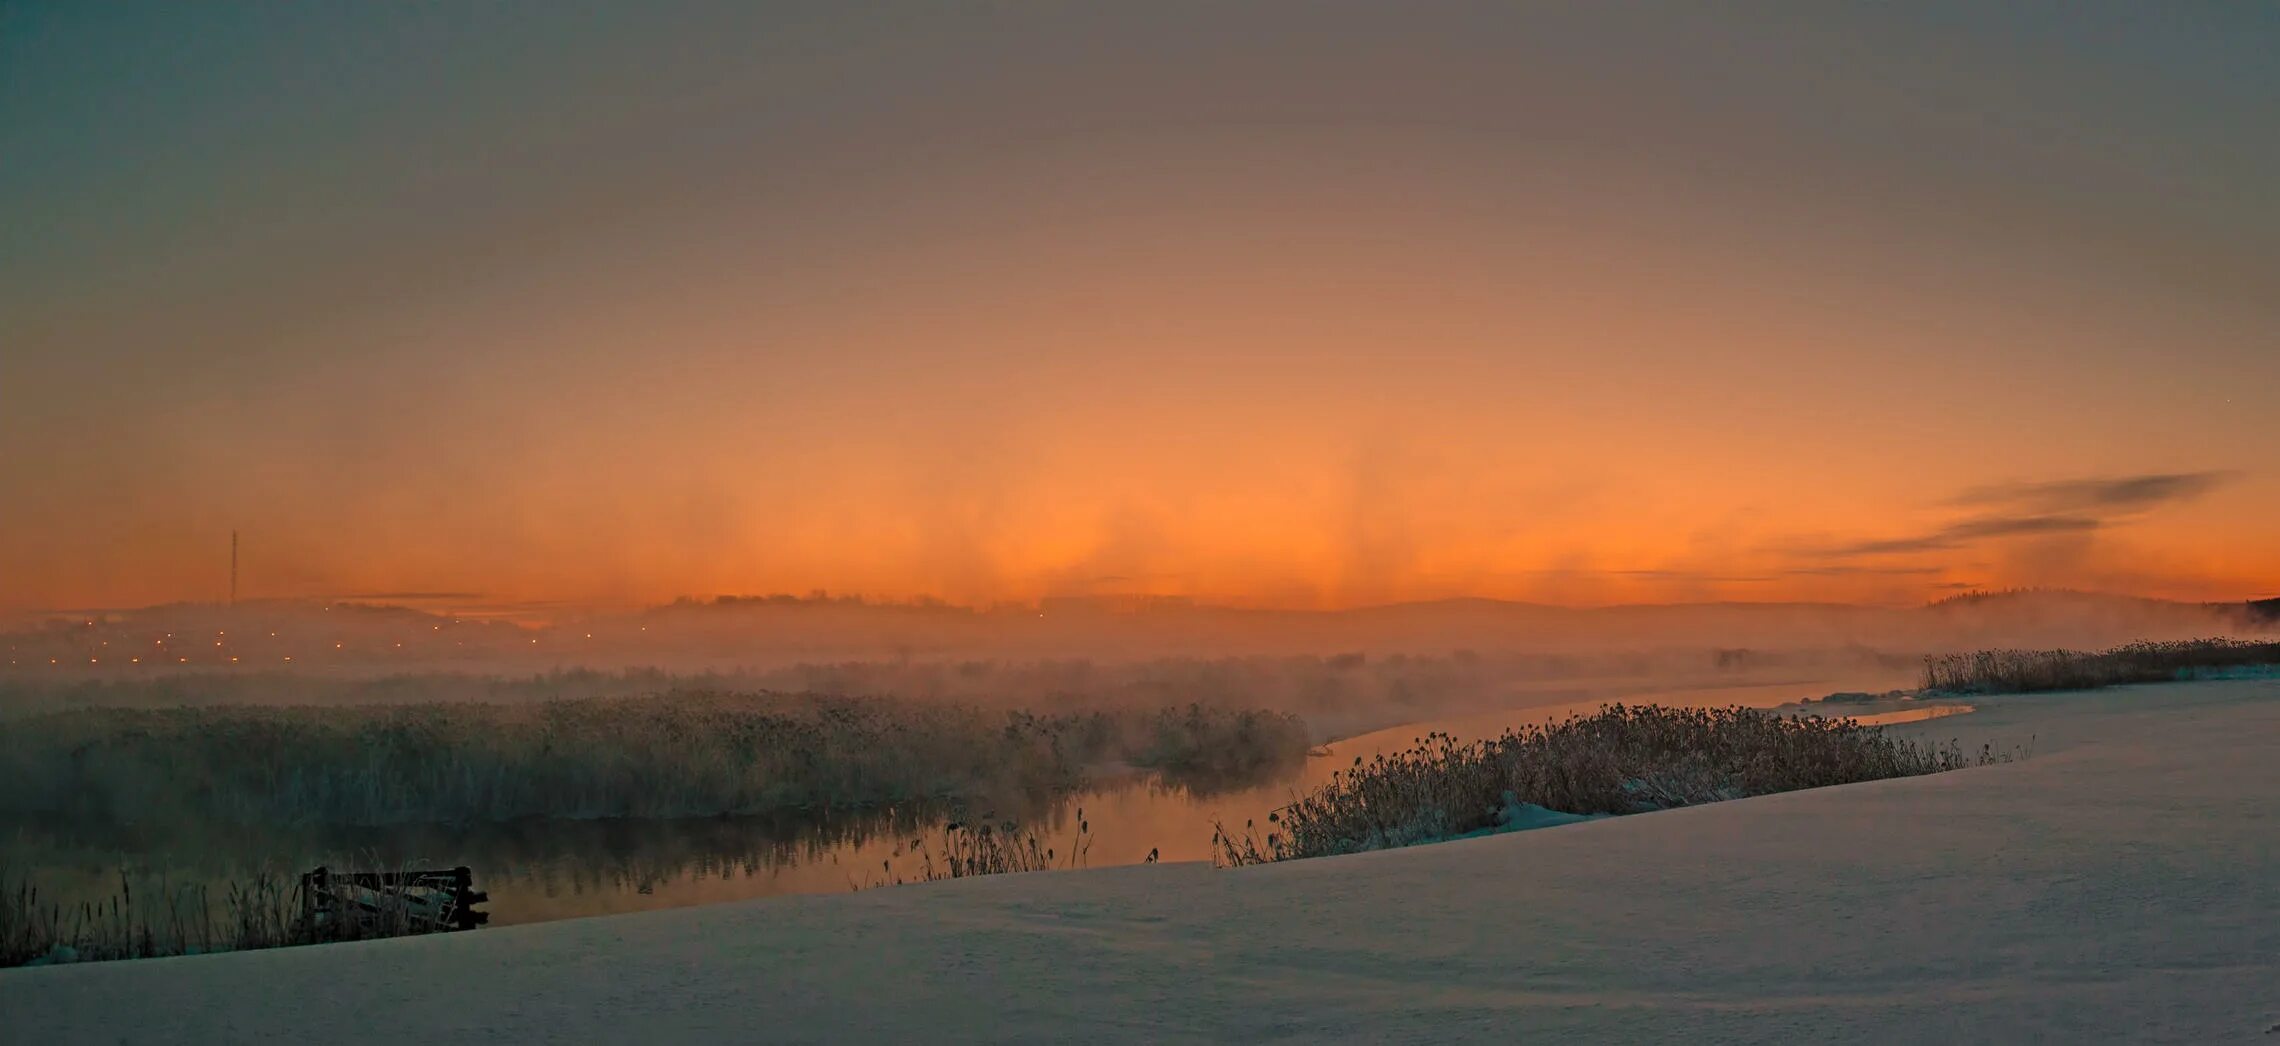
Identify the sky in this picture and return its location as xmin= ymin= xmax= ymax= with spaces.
xmin=3 ymin=1 xmax=2277 ymax=614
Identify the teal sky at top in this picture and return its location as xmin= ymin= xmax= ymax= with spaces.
xmin=8 ymin=2 xmax=2275 ymax=356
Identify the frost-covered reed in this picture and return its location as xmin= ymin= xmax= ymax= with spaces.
xmin=858 ymin=810 xmax=1105 ymax=888
xmin=1921 ymin=638 xmax=2280 ymax=694
xmin=1215 ymin=704 xmax=1998 ymax=864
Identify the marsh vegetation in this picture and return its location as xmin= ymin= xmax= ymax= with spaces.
xmin=0 ymin=692 xmax=1308 ymax=828
xmin=857 ymin=813 xmax=1111 ymax=888
xmin=1213 ymin=704 xmax=2002 ymax=864
xmin=1 ymin=861 xmax=460 ymax=968
xmin=1921 ymin=638 xmax=2280 ymax=694
xmin=0 ymin=656 xmax=2120 ymax=969
xmin=0 ymin=688 xmax=1313 ymax=967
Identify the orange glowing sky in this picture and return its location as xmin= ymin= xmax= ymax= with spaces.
xmin=3 ymin=4 xmax=2276 ymax=614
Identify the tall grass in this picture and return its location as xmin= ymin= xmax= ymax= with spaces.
xmin=0 ymin=861 xmax=447 ymax=968
xmin=1921 ymin=638 xmax=2280 ymax=694
xmin=1214 ymin=704 xmax=2001 ymax=864
xmin=858 ymin=810 xmax=1105 ymax=888
xmin=0 ymin=692 xmax=1309 ymax=829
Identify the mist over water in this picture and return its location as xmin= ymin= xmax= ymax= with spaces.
xmin=8 ymin=587 xmax=2262 ymax=691
xmin=5 ymin=588 xmax=2268 ymax=933
xmin=5 ymin=589 xmax=2265 ymax=747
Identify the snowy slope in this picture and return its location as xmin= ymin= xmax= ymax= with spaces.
xmin=5 ymin=679 xmax=2275 ymax=1044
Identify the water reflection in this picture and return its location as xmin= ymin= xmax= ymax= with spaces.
xmin=5 ymin=679 xmax=1927 ymax=927
xmin=1841 ymin=703 xmax=1975 ymax=727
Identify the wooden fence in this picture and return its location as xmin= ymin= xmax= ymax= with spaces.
xmin=299 ymin=866 xmax=489 ymax=938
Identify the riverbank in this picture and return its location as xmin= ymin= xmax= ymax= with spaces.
xmin=0 ymin=678 xmax=1893 ymax=938
xmin=5 ymin=677 xmax=2274 ymax=1043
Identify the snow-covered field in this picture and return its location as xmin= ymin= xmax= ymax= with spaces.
xmin=6 ymin=678 xmax=2275 ymax=1043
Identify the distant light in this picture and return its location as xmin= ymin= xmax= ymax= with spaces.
xmin=131 ymin=657 xmax=139 ymax=664
xmin=230 ymin=656 xmax=239 ymax=663
xmin=90 ymin=658 xmax=98 ymax=664
xmin=284 ymin=656 xmax=292 ymax=662
xmin=179 ymin=657 xmax=187 ymax=663
xmin=335 ymin=643 xmax=343 ymax=649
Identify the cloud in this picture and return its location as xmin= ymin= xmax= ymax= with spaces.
xmin=1948 ymin=472 xmax=2237 ymax=514
xmin=1829 ymin=515 xmax=2103 ymax=556
xmin=1807 ymin=470 xmax=2241 ymax=561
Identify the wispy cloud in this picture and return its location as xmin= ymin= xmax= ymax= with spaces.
xmin=1948 ymin=472 xmax=2236 ymax=514
xmin=1806 ymin=471 xmax=2238 ymax=560
xmin=1829 ymin=515 xmax=2103 ymax=556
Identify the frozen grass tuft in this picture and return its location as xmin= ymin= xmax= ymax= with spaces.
xmin=1921 ymin=638 xmax=2280 ymax=694
xmin=1215 ymin=703 xmax=2005 ymax=864
xmin=858 ymin=809 xmax=1104 ymax=888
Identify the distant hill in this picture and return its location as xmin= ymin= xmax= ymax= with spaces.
xmin=3 ymin=588 xmax=2265 ymax=678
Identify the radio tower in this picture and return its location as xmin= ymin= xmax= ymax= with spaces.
xmin=230 ymin=530 xmax=239 ymax=608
